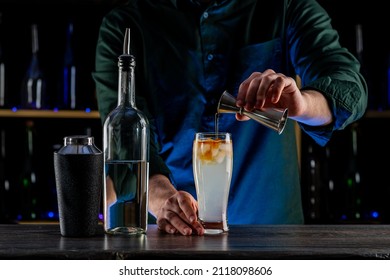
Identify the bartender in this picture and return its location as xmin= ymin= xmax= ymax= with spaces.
xmin=92 ymin=0 xmax=368 ymax=235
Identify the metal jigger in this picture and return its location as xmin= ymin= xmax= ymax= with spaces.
xmin=217 ymin=91 xmax=288 ymax=134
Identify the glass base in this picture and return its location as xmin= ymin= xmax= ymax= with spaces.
xmin=204 ymin=229 xmax=225 ymax=235
xmin=106 ymin=226 xmax=146 ymax=235
xmin=201 ymin=221 xmax=228 ymax=235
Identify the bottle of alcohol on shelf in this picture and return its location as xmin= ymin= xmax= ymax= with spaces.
xmin=20 ymin=24 xmax=47 ymax=109
xmin=0 ymin=12 xmax=6 ymax=108
xmin=0 ymin=128 xmax=9 ymax=222
xmin=18 ymin=120 xmax=40 ymax=221
xmin=58 ymin=22 xmax=77 ymax=110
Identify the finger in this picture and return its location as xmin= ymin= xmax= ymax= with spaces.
xmin=170 ymin=214 xmax=204 ymax=236
xmin=176 ymin=191 xmax=198 ymax=223
xmin=175 ymin=192 xmax=205 ymax=235
xmin=191 ymin=221 xmax=205 ymax=235
xmin=243 ymin=73 xmax=264 ymax=110
xmin=156 ymin=195 xmax=194 ymax=235
xmin=157 ymin=212 xmax=193 ymax=235
xmin=236 ymin=72 xmax=261 ymax=107
xmin=253 ymin=70 xmax=280 ymax=108
xmin=245 ymin=70 xmax=277 ymax=110
xmin=157 ymin=217 xmax=178 ymax=234
xmin=260 ymin=76 xmax=294 ymax=110
xmin=268 ymin=75 xmax=292 ymax=104
xmin=158 ymin=192 xmax=205 ymax=235
xmin=235 ymin=113 xmax=250 ymax=121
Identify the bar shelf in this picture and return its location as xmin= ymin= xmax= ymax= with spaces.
xmin=0 ymin=109 xmax=100 ymax=119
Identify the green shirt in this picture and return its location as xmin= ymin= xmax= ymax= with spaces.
xmin=93 ymin=0 xmax=367 ymax=224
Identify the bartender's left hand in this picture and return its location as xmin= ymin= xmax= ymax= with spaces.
xmin=148 ymin=174 xmax=205 ymax=236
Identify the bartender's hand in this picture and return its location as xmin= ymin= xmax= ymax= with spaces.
xmin=148 ymin=174 xmax=205 ymax=236
xmin=235 ymin=69 xmax=333 ymax=126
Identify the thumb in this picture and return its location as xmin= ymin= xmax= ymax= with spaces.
xmin=236 ymin=113 xmax=250 ymax=121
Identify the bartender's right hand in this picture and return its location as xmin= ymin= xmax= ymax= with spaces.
xmin=148 ymin=174 xmax=205 ymax=236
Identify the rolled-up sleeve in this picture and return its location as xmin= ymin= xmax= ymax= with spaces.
xmin=287 ymin=0 xmax=368 ymax=146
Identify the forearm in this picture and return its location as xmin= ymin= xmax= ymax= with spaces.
xmin=290 ymin=89 xmax=333 ymax=127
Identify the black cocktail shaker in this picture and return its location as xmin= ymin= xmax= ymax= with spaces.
xmin=54 ymin=135 xmax=103 ymax=237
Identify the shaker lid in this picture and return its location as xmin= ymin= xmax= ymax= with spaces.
xmin=64 ymin=135 xmax=93 ymax=146
xmin=57 ymin=135 xmax=102 ymax=155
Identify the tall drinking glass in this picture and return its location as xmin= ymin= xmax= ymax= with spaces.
xmin=193 ymin=132 xmax=233 ymax=234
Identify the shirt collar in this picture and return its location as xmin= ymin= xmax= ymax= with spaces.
xmin=169 ymin=0 xmax=219 ymax=9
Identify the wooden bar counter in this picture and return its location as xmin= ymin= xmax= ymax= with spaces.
xmin=1 ymin=223 xmax=390 ymax=260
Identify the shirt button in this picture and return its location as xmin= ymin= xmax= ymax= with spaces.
xmin=203 ymin=12 xmax=209 ymax=19
xmin=207 ymin=53 xmax=214 ymax=61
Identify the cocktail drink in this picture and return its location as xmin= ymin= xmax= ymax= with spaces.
xmin=193 ymin=132 xmax=233 ymax=234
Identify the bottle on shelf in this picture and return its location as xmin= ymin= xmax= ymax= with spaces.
xmin=18 ymin=120 xmax=40 ymax=221
xmin=57 ymin=21 xmax=77 ymax=110
xmin=102 ymin=28 xmax=150 ymax=235
xmin=339 ymin=123 xmax=364 ymax=222
xmin=301 ymin=142 xmax=322 ymax=223
xmin=0 ymin=12 xmax=5 ymax=108
xmin=301 ymin=136 xmax=335 ymax=224
xmin=355 ymin=24 xmax=363 ymax=66
xmin=387 ymin=52 xmax=390 ymax=109
xmin=354 ymin=24 xmax=375 ymax=111
xmin=0 ymin=126 xmax=19 ymax=223
xmin=0 ymin=128 xmax=9 ymax=222
xmin=20 ymin=24 xmax=47 ymax=109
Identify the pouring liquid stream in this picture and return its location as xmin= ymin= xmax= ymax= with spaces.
xmin=214 ymin=112 xmax=220 ymax=135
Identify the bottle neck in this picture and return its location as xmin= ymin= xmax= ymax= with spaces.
xmin=118 ymin=54 xmax=136 ymax=107
xmin=31 ymin=24 xmax=39 ymax=55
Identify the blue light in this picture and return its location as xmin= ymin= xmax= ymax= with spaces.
xmin=388 ymin=67 xmax=390 ymax=107
xmin=85 ymin=108 xmax=91 ymax=113
xmin=371 ymin=211 xmax=379 ymax=219
xmin=47 ymin=211 xmax=54 ymax=218
xmin=341 ymin=214 xmax=347 ymax=220
xmin=63 ymin=68 xmax=70 ymax=106
xmin=12 ymin=107 xmax=17 ymax=112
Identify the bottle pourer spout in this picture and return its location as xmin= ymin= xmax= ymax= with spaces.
xmin=123 ymin=28 xmax=131 ymax=55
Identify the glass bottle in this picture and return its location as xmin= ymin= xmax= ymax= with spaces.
xmin=58 ymin=22 xmax=76 ymax=110
xmin=0 ymin=128 xmax=8 ymax=222
xmin=342 ymin=123 xmax=363 ymax=222
xmin=0 ymin=12 xmax=5 ymax=108
xmin=102 ymin=28 xmax=150 ymax=235
xmin=18 ymin=120 xmax=39 ymax=221
xmin=20 ymin=24 xmax=47 ymax=109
